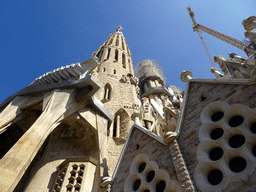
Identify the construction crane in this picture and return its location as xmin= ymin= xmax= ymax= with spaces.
xmin=187 ymin=6 xmax=255 ymax=59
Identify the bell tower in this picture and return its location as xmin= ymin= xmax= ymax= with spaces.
xmin=92 ymin=26 xmax=139 ymax=177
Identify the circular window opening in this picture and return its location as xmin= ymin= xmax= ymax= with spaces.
xmin=211 ymin=111 xmax=224 ymax=122
xmin=208 ymin=169 xmax=223 ymax=185
xmin=146 ymin=171 xmax=155 ymax=182
xmin=229 ymin=157 xmax=247 ymax=173
xmin=156 ymin=180 xmax=166 ymax=192
xmin=138 ymin=163 xmax=146 ymax=173
xmin=210 ymin=128 xmax=224 ymax=140
xmin=250 ymin=122 xmax=256 ymax=134
xmin=229 ymin=116 xmax=244 ymax=127
xmin=229 ymin=135 xmax=245 ymax=148
xmin=252 ymin=145 xmax=256 ymax=157
xmin=133 ymin=179 xmax=141 ymax=191
xmin=209 ymin=147 xmax=224 ymax=161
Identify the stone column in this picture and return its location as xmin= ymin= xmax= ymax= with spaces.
xmin=81 ymin=160 xmax=98 ymax=192
xmin=0 ymin=89 xmax=77 ymax=192
xmin=131 ymin=111 xmax=142 ymax=126
xmin=116 ymin=114 xmax=120 ymax=137
xmin=105 ymin=88 xmax=109 ymax=100
xmin=167 ymin=139 xmax=195 ymax=192
xmin=180 ymin=71 xmax=193 ymax=83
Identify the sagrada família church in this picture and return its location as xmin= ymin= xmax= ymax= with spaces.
xmin=1 ymin=15 xmax=256 ymax=192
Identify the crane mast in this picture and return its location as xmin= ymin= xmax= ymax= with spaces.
xmin=187 ymin=6 xmax=255 ymax=57
xmin=186 ymin=6 xmax=215 ymax=67
xmin=196 ymin=29 xmax=216 ymax=67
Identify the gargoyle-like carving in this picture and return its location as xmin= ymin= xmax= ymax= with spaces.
xmin=214 ymin=54 xmax=256 ymax=79
xmin=115 ymin=26 xmax=123 ymax=33
xmin=130 ymin=76 xmax=138 ymax=85
xmin=120 ymin=75 xmax=128 ymax=83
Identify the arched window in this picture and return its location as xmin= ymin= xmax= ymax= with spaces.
xmin=114 ymin=69 xmax=116 ymax=74
xmin=122 ymin=37 xmax=125 ymax=50
xmin=116 ymin=35 xmax=119 ymax=46
xmin=103 ymin=83 xmax=112 ymax=101
xmin=113 ymin=109 xmax=129 ymax=140
xmin=114 ymin=49 xmax=118 ymax=62
xmin=106 ymin=48 xmax=111 ymax=60
xmin=96 ymin=48 xmax=103 ymax=61
xmin=109 ymin=38 xmax=113 ymax=45
xmin=122 ymin=53 xmax=126 ymax=68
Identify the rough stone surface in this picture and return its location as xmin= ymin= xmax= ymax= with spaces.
xmin=178 ymin=82 xmax=256 ymax=191
xmin=111 ymin=128 xmax=177 ymax=191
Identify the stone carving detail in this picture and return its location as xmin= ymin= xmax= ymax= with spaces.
xmin=120 ymin=75 xmax=138 ymax=86
xmin=169 ymin=140 xmax=195 ymax=192
xmin=141 ymin=97 xmax=155 ymax=132
xmin=105 ymin=184 xmax=111 ymax=192
xmin=120 ymin=75 xmax=140 ymax=94
xmin=115 ymin=25 xmax=123 ymax=33
xmin=120 ymin=75 xmax=128 ymax=83
xmin=136 ymin=86 xmax=140 ymax=95
xmin=130 ymin=76 xmax=138 ymax=86
xmin=214 ymin=54 xmax=256 ymax=79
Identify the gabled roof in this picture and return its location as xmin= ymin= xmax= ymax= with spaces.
xmin=110 ymin=124 xmax=165 ymax=183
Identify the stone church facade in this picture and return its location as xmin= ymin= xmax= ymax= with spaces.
xmin=0 ymin=21 xmax=256 ymax=192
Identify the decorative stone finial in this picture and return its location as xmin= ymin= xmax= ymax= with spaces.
xmin=131 ymin=110 xmax=142 ymax=125
xmin=180 ymin=71 xmax=193 ymax=83
xmin=115 ymin=26 xmax=123 ymax=33
xmin=101 ymin=177 xmax=112 ymax=188
xmin=163 ymin=131 xmax=178 ymax=144
xmin=176 ymin=94 xmax=183 ymax=100
xmin=210 ymin=67 xmax=224 ymax=79
xmin=242 ymin=16 xmax=256 ymax=31
xmin=210 ymin=67 xmax=217 ymax=74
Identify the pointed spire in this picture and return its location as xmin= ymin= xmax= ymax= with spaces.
xmin=92 ymin=26 xmax=134 ymax=76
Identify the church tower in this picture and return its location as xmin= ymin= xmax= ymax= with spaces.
xmin=92 ymin=26 xmax=139 ymax=178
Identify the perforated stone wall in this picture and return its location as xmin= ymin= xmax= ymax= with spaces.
xmin=177 ymin=82 xmax=256 ymax=191
xmin=194 ymin=101 xmax=256 ymax=192
xmin=52 ymin=162 xmax=86 ymax=192
xmin=111 ymin=128 xmax=178 ymax=191
xmin=124 ymin=153 xmax=181 ymax=192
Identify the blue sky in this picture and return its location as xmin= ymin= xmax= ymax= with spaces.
xmin=0 ymin=0 xmax=255 ymax=103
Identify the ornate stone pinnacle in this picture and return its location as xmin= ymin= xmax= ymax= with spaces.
xmin=131 ymin=110 xmax=142 ymax=125
xmin=210 ymin=67 xmax=217 ymax=74
xmin=243 ymin=16 xmax=256 ymax=31
xmin=115 ymin=26 xmax=123 ymax=33
xmin=176 ymin=94 xmax=183 ymax=100
xmin=180 ymin=71 xmax=193 ymax=83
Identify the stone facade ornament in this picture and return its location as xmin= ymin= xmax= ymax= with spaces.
xmin=120 ymin=75 xmax=128 ymax=83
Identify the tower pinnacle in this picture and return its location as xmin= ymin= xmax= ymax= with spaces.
xmin=115 ymin=26 xmax=123 ymax=34
xmin=93 ymin=26 xmax=133 ymax=76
